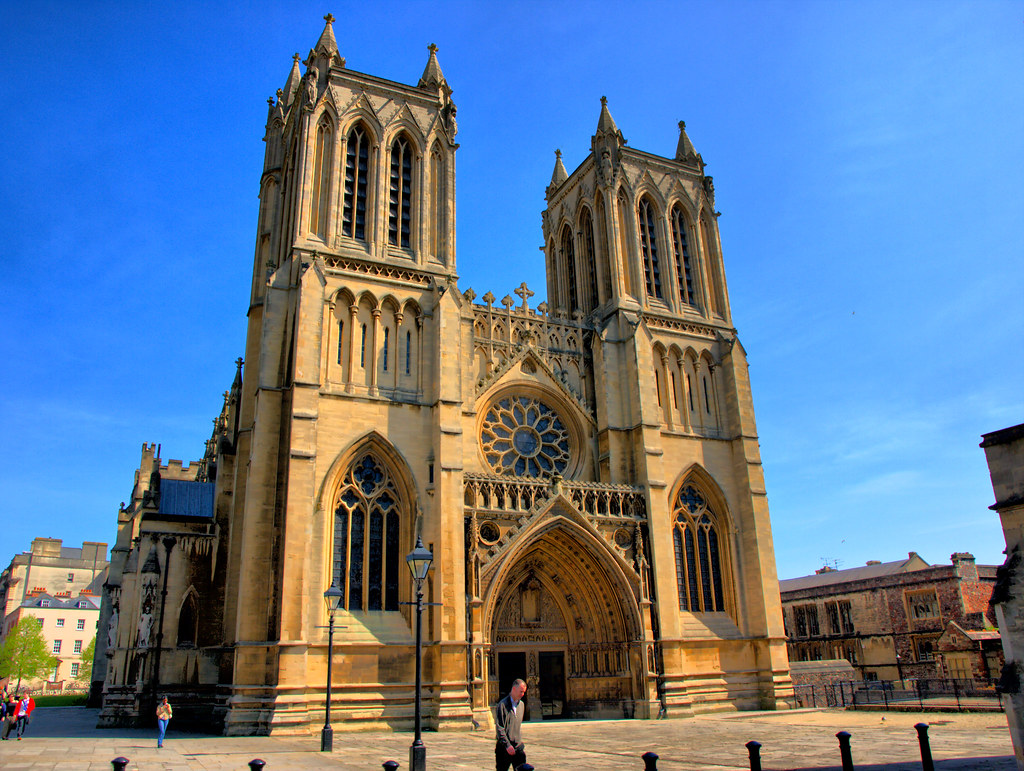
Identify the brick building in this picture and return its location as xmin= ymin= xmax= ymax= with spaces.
xmin=780 ymin=552 xmax=1000 ymax=682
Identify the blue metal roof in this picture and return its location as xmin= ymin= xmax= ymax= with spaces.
xmin=158 ymin=479 xmax=215 ymax=518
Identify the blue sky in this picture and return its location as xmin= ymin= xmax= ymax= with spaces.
xmin=1 ymin=1 xmax=1021 ymax=581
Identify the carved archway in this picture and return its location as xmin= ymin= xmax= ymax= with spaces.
xmin=482 ymin=502 xmax=645 ymax=720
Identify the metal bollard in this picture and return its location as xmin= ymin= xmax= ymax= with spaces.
xmin=836 ymin=731 xmax=854 ymax=771
xmin=746 ymin=740 xmax=762 ymax=771
xmin=111 ymin=758 xmax=130 ymax=771
xmin=248 ymin=760 xmax=266 ymax=770
xmin=642 ymin=750 xmax=659 ymax=770
xmin=382 ymin=763 xmax=400 ymax=771
xmin=915 ymin=723 xmax=934 ymax=771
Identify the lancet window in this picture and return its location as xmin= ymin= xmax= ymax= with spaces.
xmin=672 ymin=483 xmax=726 ymax=612
xmin=388 ymin=136 xmax=413 ymax=249
xmin=638 ymin=197 xmax=662 ymax=301
xmin=580 ymin=208 xmax=599 ymax=310
xmin=561 ymin=225 xmax=578 ymax=314
xmin=332 ymin=453 xmax=402 ymax=611
xmin=309 ymin=116 xmax=333 ymax=239
xmin=343 ymin=126 xmax=370 ymax=241
xmin=671 ymin=204 xmax=697 ymax=309
xmin=429 ymin=145 xmax=445 ymax=261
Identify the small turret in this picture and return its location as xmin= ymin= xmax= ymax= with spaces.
xmin=675 ymin=120 xmax=698 ymax=162
xmin=282 ymin=53 xmax=303 ymax=110
xmin=593 ymin=96 xmax=625 ymax=149
xmin=418 ymin=43 xmax=446 ymax=89
xmin=547 ymin=149 xmax=568 ymax=198
xmin=313 ymin=13 xmax=339 ymax=60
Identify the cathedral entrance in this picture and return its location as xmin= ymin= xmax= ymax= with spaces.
xmin=485 ymin=514 xmax=643 ymax=719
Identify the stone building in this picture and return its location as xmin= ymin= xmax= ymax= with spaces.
xmin=97 ymin=16 xmax=792 ymax=734
xmin=780 ymin=552 xmax=1000 ymax=682
xmin=0 ymin=538 xmax=108 ymax=690
xmin=981 ymin=422 xmax=1024 ymax=766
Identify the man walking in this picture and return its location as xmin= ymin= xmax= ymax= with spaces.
xmin=494 ymin=678 xmax=527 ymax=771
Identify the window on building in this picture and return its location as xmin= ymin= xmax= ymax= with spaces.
xmin=826 ymin=602 xmax=841 ymax=635
xmin=40 ymin=599 xmax=50 ymax=607
xmin=579 ymin=208 xmax=599 ymax=310
xmin=560 ymin=224 xmax=579 ymax=314
xmin=56 ymin=618 xmax=64 ymax=627
xmin=382 ymin=327 xmax=389 ymax=372
xmin=914 ymin=637 xmax=938 ymax=661
xmin=70 ymin=662 xmax=80 ymax=678
xmin=50 ymin=665 xmax=59 ymax=682
xmin=907 ymin=589 xmax=940 ymax=619
xmin=53 ymin=640 xmax=62 ymax=654
xmin=309 ymin=116 xmax=333 ymax=239
xmin=793 ymin=604 xmax=819 ymax=637
xmin=67 ymin=572 xmax=74 ymax=582
xmin=76 ymin=619 xmax=85 ymax=630
xmin=73 ymin=640 xmax=82 ymax=654
xmin=839 ymin=600 xmax=855 ymax=634
xmin=405 ymin=330 xmax=411 ymax=375
xmin=332 ymin=452 xmax=405 ymax=612
xmin=388 ymin=135 xmax=413 ymax=249
xmin=342 ymin=125 xmax=370 ymax=241
xmin=671 ymin=483 xmax=726 ymax=612
xmin=670 ymin=204 xmax=698 ymax=309
xmin=337 ymin=319 xmax=344 ymax=365
xmin=637 ymin=197 xmax=662 ymax=300
xmin=429 ymin=145 xmax=445 ymax=261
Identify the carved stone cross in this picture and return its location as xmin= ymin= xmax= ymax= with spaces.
xmin=428 ymin=43 xmax=439 ymax=55
xmin=514 ymin=282 xmax=534 ymax=311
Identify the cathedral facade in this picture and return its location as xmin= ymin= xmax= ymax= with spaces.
xmin=96 ymin=16 xmax=792 ymax=734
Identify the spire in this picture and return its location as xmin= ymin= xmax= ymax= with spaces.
xmin=418 ymin=43 xmax=447 ymax=89
xmin=282 ymin=53 xmax=303 ymax=108
xmin=675 ymin=120 xmax=698 ymax=162
xmin=550 ymin=149 xmax=568 ymax=187
xmin=594 ymin=96 xmax=625 ymax=149
xmin=314 ymin=13 xmax=339 ymax=58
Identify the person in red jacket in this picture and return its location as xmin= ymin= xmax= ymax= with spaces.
xmin=14 ymin=691 xmax=35 ymax=740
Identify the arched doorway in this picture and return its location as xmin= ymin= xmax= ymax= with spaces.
xmin=483 ymin=507 xmax=645 ymax=720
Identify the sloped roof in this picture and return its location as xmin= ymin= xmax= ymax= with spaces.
xmin=780 ymin=554 xmax=930 ymax=593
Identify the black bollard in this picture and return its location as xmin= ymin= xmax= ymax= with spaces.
xmin=248 ymin=760 xmax=266 ymax=770
xmin=111 ymin=758 xmax=130 ymax=771
xmin=915 ymin=723 xmax=934 ymax=771
xmin=642 ymin=750 xmax=659 ymax=770
xmin=383 ymin=763 xmax=400 ymax=771
xmin=746 ymin=740 xmax=762 ymax=771
xmin=836 ymin=731 xmax=854 ymax=771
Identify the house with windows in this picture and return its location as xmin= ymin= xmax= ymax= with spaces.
xmin=97 ymin=15 xmax=792 ymax=733
xmin=780 ymin=552 xmax=1001 ymax=682
xmin=0 ymin=538 xmax=107 ymax=690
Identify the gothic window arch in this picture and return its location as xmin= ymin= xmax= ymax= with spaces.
xmin=332 ymin=452 xmax=404 ymax=611
xmin=309 ymin=115 xmax=333 ymax=239
xmin=176 ymin=590 xmax=199 ymax=647
xmin=616 ymin=190 xmax=636 ymax=298
xmin=670 ymin=203 xmax=698 ymax=310
xmin=388 ymin=134 xmax=414 ymax=249
xmin=672 ymin=482 xmax=726 ymax=613
xmin=343 ymin=124 xmax=371 ymax=241
xmin=560 ymin=224 xmax=578 ymax=315
xmin=638 ymin=196 xmax=662 ymax=301
xmin=700 ymin=212 xmax=726 ymax=316
xmin=579 ymin=207 xmax=599 ymax=311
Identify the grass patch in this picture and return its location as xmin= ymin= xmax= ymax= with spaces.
xmin=32 ymin=693 xmax=88 ymax=707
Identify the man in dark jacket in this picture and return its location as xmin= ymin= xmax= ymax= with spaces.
xmin=494 ymin=679 xmax=527 ymax=771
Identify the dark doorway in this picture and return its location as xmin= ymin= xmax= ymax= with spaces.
xmin=498 ymin=651 xmax=528 ymax=720
xmin=538 ymin=651 xmax=565 ymax=719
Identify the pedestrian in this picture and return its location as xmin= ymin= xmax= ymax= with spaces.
xmin=0 ymin=692 xmax=12 ymax=740
xmin=14 ymin=690 xmax=34 ymax=740
xmin=156 ymin=696 xmax=173 ymax=748
xmin=494 ymin=678 xmax=528 ymax=771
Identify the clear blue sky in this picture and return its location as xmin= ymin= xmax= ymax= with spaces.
xmin=1 ymin=1 xmax=1021 ymax=581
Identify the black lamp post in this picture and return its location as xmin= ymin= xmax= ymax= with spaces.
xmin=406 ymin=536 xmax=433 ymax=771
xmin=321 ymin=583 xmax=343 ymax=752
xmin=896 ymin=653 xmax=904 ymax=684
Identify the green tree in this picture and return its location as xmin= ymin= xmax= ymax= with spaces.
xmin=0 ymin=617 xmax=58 ymax=691
xmin=76 ymin=635 xmax=96 ymax=684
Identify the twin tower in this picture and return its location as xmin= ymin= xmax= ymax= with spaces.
xmin=97 ymin=15 xmax=791 ymax=734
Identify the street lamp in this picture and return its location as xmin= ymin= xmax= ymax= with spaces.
xmin=321 ymin=583 xmax=344 ymax=752
xmin=407 ymin=536 xmax=433 ymax=771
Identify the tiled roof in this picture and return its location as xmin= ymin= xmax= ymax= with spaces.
xmin=780 ymin=556 xmax=928 ymax=593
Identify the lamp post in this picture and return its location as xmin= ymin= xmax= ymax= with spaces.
xmin=321 ymin=583 xmax=343 ymax=752
xmin=407 ymin=536 xmax=433 ymax=771
xmin=896 ymin=653 xmax=904 ymax=684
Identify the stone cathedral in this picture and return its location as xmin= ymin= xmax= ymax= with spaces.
xmin=95 ymin=16 xmax=792 ymax=734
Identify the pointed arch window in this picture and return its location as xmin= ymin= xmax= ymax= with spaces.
xmin=343 ymin=125 xmax=370 ymax=241
xmin=700 ymin=213 xmax=725 ymax=315
xmin=580 ymin=208 xmax=598 ymax=311
xmin=176 ymin=592 xmax=198 ymax=647
xmin=672 ymin=483 xmax=725 ymax=612
xmin=389 ymin=136 xmax=413 ymax=249
xmin=332 ymin=453 xmax=403 ymax=611
xmin=638 ymin=197 xmax=662 ymax=300
xmin=560 ymin=225 xmax=578 ymax=314
xmin=671 ymin=204 xmax=697 ymax=309
xmin=382 ymin=327 xmax=390 ymax=372
xmin=309 ymin=117 xmax=333 ymax=239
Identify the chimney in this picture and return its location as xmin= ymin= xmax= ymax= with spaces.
xmin=866 ymin=560 xmax=882 ymax=566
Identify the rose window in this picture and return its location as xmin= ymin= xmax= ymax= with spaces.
xmin=480 ymin=396 xmax=570 ymax=477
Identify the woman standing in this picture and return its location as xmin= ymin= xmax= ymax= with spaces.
xmin=156 ymin=696 xmax=173 ymax=748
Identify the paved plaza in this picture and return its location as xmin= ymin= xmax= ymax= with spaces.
xmin=0 ymin=706 xmax=1015 ymax=770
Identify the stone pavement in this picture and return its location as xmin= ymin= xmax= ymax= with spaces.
xmin=0 ymin=707 xmax=1016 ymax=770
